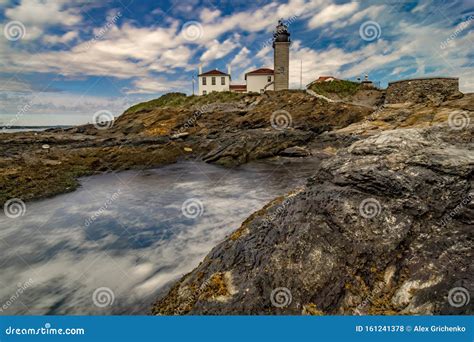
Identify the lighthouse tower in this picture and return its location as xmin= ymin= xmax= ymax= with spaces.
xmin=273 ymin=19 xmax=291 ymax=90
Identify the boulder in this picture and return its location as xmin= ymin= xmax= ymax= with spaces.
xmin=153 ymin=125 xmax=474 ymax=315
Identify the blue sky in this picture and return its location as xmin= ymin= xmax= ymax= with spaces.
xmin=0 ymin=0 xmax=473 ymax=125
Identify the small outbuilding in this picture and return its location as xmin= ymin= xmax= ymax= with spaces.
xmin=229 ymin=84 xmax=247 ymax=93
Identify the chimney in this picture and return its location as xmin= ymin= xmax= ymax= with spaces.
xmin=198 ymin=64 xmax=202 ymax=75
xmin=227 ymin=64 xmax=231 ymax=77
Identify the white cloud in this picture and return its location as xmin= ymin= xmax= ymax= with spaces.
xmin=230 ymin=47 xmax=250 ymax=67
xmin=390 ymin=66 xmax=412 ymax=75
xmin=200 ymin=35 xmax=240 ymax=63
xmin=200 ymin=8 xmax=221 ymax=23
xmin=332 ymin=5 xmax=385 ymax=28
xmin=2 ymin=21 xmax=185 ymax=79
xmin=43 ymin=31 xmax=79 ymax=45
xmin=149 ymin=46 xmax=194 ymax=72
xmin=193 ymin=0 xmax=324 ymax=44
xmin=5 ymin=0 xmax=82 ymax=39
xmin=126 ymin=77 xmax=188 ymax=94
xmin=289 ymin=40 xmax=357 ymax=87
xmin=307 ymin=2 xmax=359 ymax=29
xmin=0 ymin=78 xmax=34 ymax=92
xmin=255 ymin=45 xmax=273 ymax=67
xmin=5 ymin=0 xmax=81 ymax=26
xmin=412 ymin=0 xmax=430 ymax=13
xmin=0 ymin=91 xmax=134 ymax=117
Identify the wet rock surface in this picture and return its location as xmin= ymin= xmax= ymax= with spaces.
xmin=202 ymin=129 xmax=313 ymax=166
xmin=153 ymin=123 xmax=473 ymax=315
xmin=279 ymin=146 xmax=311 ymax=157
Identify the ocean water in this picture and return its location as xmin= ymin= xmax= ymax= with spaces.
xmin=0 ymin=126 xmax=72 ymax=133
xmin=0 ymin=159 xmax=319 ymax=315
xmin=1 ymin=128 xmax=48 ymax=133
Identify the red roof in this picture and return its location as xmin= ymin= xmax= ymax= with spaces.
xmin=317 ymin=76 xmax=336 ymax=81
xmin=230 ymin=84 xmax=247 ymax=90
xmin=245 ymin=68 xmax=274 ymax=76
xmin=199 ymin=69 xmax=229 ymax=76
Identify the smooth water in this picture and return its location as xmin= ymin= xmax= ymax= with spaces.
xmin=0 ymin=127 xmax=73 ymax=133
xmin=1 ymin=128 xmax=49 ymax=133
xmin=0 ymin=159 xmax=319 ymax=315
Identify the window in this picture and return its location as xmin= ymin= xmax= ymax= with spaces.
xmin=267 ymin=76 xmax=272 ymax=82
xmin=202 ymin=77 xmax=206 ymax=85
xmin=221 ymin=77 xmax=225 ymax=85
xmin=203 ymin=90 xmax=207 ymax=95
xmin=212 ymin=77 xmax=216 ymax=85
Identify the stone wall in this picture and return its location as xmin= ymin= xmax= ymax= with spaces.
xmin=385 ymin=77 xmax=461 ymax=104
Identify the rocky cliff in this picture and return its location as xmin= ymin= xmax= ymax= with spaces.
xmin=153 ymin=92 xmax=474 ymax=315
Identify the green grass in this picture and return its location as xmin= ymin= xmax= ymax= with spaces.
xmin=124 ymin=91 xmax=250 ymax=115
xmin=124 ymin=93 xmax=188 ymax=114
xmin=309 ymin=80 xmax=361 ymax=97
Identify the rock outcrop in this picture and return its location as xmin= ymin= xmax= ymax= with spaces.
xmin=153 ymin=121 xmax=473 ymax=315
xmin=0 ymin=91 xmax=372 ymax=204
xmin=1 ymin=84 xmax=472 ymax=316
xmin=202 ymin=130 xmax=313 ymax=167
